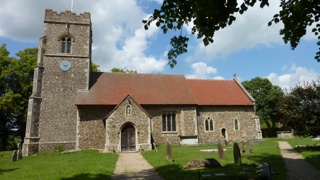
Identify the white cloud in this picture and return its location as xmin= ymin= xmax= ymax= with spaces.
xmin=186 ymin=62 xmax=221 ymax=79
xmin=0 ymin=0 xmax=166 ymax=73
xmin=190 ymin=2 xmax=284 ymax=61
xmin=267 ymin=64 xmax=319 ymax=89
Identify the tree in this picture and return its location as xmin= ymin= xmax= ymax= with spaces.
xmin=277 ymin=80 xmax=320 ymax=136
xmin=91 ymin=62 xmax=100 ymax=72
xmin=242 ymin=77 xmax=284 ymax=129
xmin=143 ymin=0 xmax=320 ymax=67
xmin=0 ymin=44 xmax=37 ymax=150
xmin=111 ymin=68 xmax=137 ymax=73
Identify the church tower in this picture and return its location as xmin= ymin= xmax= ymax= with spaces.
xmin=23 ymin=9 xmax=92 ymax=155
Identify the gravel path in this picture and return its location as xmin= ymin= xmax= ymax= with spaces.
xmin=278 ymin=141 xmax=320 ymax=180
xmin=111 ymin=152 xmax=163 ymax=180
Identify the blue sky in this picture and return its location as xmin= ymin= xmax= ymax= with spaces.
xmin=0 ymin=0 xmax=319 ymax=89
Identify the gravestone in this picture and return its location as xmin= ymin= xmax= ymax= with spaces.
xmin=17 ymin=142 xmax=23 ymax=160
xmin=153 ymin=142 xmax=158 ymax=152
xmin=233 ymin=142 xmax=242 ymax=165
xmin=240 ymin=141 xmax=245 ymax=153
xmin=217 ymin=142 xmax=225 ymax=161
xmin=166 ymin=141 xmax=172 ymax=162
xmin=12 ymin=150 xmax=17 ymax=162
xmin=245 ymin=143 xmax=252 ymax=155
xmin=262 ymin=163 xmax=272 ymax=180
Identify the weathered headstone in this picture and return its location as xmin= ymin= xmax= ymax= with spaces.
xmin=240 ymin=141 xmax=245 ymax=153
xmin=217 ymin=142 xmax=225 ymax=161
xmin=153 ymin=142 xmax=158 ymax=152
xmin=166 ymin=141 xmax=172 ymax=162
xmin=262 ymin=163 xmax=272 ymax=180
xmin=245 ymin=143 xmax=252 ymax=155
xmin=233 ymin=142 xmax=242 ymax=165
xmin=12 ymin=150 xmax=17 ymax=162
xmin=17 ymin=142 xmax=23 ymax=160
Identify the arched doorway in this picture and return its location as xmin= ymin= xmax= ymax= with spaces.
xmin=221 ymin=128 xmax=226 ymax=138
xmin=121 ymin=124 xmax=136 ymax=151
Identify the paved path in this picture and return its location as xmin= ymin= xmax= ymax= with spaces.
xmin=111 ymin=152 xmax=163 ymax=180
xmin=278 ymin=141 xmax=320 ymax=180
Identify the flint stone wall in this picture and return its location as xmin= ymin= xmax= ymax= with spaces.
xmin=105 ymin=97 xmax=151 ymax=152
xmin=78 ymin=106 xmax=114 ymax=149
xmin=197 ymin=106 xmax=258 ymax=143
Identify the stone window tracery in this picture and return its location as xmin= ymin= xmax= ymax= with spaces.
xmin=234 ymin=119 xmax=239 ymax=131
xmin=162 ymin=113 xmax=176 ymax=132
xmin=61 ymin=36 xmax=71 ymax=53
xmin=126 ymin=105 xmax=131 ymax=115
xmin=205 ymin=117 xmax=214 ymax=131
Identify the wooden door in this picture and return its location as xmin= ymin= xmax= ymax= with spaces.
xmin=121 ymin=124 xmax=136 ymax=151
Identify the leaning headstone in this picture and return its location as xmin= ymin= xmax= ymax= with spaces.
xmin=17 ymin=142 xmax=23 ymax=160
xmin=262 ymin=163 xmax=272 ymax=180
xmin=153 ymin=142 xmax=158 ymax=152
xmin=233 ymin=142 xmax=242 ymax=165
xmin=240 ymin=141 xmax=245 ymax=153
xmin=166 ymin=141 xmax=172 ymax=162
xmin=12 ymin=150 xmax=17 ymax=162
xmin=217 ymin=142 xmax=225 ymax=161
xmin=245 ymin=143 xmax=252 ymax=155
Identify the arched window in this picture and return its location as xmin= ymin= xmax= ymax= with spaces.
xmin=126 ymin=105 xmax=131 ymax=115
xmin=61 ymin=36 xmax=71 ymax=53
xmin=205 ymin=119 xmax=209 ymax=131
xmin=162 ymin=113 xmax=176 ymax=132
xmin=234 ymin=119 xmax=239 ymax=131
xmin=205 ymin=118 xmax=214 ymax=131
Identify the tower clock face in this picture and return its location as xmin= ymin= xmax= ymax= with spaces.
xmin=60 ymin=60 xmax=71 ymax=71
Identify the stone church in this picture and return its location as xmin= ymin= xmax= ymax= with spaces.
xmin=23 ymin=9 xmax=262 ymax=156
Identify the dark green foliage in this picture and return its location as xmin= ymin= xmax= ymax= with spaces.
xmin=111 ymin=68 xmax=137 ymax=73
xmin=242 ymin=77 xmax=284 ymax=129
xmin=144 ymin=0 xmax=320 ymax=67
xmin=277 ymin=79 xmax=320 ymax=136
xmin=0 ymin=44 xmax=37 ymax=150
xmin=269 ymin=0 xmax=320 ymax=62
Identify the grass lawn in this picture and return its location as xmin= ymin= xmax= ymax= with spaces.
xmin=142 ymin=139 xmax=286 ymax=180
xmin=286 ymin=136 xmax=320 ymax=170
xmin=0 ymin=150 xmax=118 ymax=180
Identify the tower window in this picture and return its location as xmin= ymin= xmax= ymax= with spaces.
xmin=61 ymin=36 xmax=71 ymax=53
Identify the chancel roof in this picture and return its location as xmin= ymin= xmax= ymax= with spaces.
xmin=74 ymin=72 xmax=254 ymax=106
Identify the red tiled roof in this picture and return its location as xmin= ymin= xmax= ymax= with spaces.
xmin=187 ymin=79 xmax=254 ymax=105
xmin=75 ymin=73 xmax=197 ymax=105
xmin=74 ymin=73 xmax=254 ymax=106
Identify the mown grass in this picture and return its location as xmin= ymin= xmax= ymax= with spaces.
xmin=286 ymin=136 xmax=320 ymax=170
xmin=0 ymin=150 xmax=118 ymax=180
xmin=142 ymin=139 xmax=286 ymax=180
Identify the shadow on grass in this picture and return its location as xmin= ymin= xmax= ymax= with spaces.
xmin=112 ymin=168 xmax=163 ymax=180
xmin=61 ymin=173 xmax=111 ymax=180
xmin=0 ymin=168 xmax=18 ymax=175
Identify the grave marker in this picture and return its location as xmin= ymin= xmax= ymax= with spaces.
xmin=12 ymin=150 xmax=17 ymax=162
xmin=217 ymin=142 xmax=225 ymax=161
xmin=233 ymin=142 xmax=242 ymax=165
xmin=166 ymin=141 xmax=172 ymax=162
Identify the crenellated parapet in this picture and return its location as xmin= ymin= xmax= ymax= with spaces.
xmin=44 ymin=9 xmax=91 ymax=25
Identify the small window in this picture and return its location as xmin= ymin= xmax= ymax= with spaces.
xmin=234 ymin=119 xmax=239 ymax=131
xmin=61 ymin=36 xmax=71 ymax=53
xmin=126 ymin=105 xmax=131 ymax=115
xmin=162 ymin=113 xmax=176 ymax=132
xmin=205 ymin=118 xmax=214 ymax=131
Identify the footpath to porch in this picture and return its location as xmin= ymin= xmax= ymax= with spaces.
xmin=111 ymin=152 xmax=163 ymax=180
xmin=278 ymin=141 xmax=320 ymax=180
